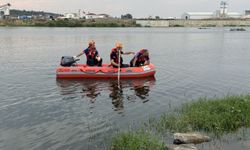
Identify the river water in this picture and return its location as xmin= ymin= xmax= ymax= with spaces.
xmin=0 ymin=27 xmax=250 ymax=150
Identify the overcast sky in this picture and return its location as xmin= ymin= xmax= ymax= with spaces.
xmin=1 ymin=0 xmax=250 ymax=18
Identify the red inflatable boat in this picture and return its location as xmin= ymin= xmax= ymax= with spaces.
xmin=56 ymin=64 xmax=156 ymax=79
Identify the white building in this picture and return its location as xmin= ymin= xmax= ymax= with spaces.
xmin=65 ymin=13 xmax=79 ymax=19
xmin=58 ymin=11 xmax=111 ymax=20
xmin=242 ymin=11 xmax=250 ymax=19
xmin=0 ymin=3 xmax=11 ymax=19
xmin=182 ymin=1 xmax=242 ymax=19
xmin=83 ymin=12 xmax=110 ymax=19
xmin=57 ymin=13 xmax=79 ymax=19
xmin=182 ymin=12 xmax=214 ymax=19
xmin=227 ymin=12 xmax=242 ymax=18
xmin=58 ymin=10 xmax=110 ymax=19
xmin=97 ymin=14 xmax=110 ymax=18
xmin=84 ymin=13 xmax=96 ymax=19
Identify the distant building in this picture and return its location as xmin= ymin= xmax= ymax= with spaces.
xmin=57 ymin=13 xmax=79 ymax=19
xmin=181 ymin=1 xmax=242 ymax=19
xmin=83 ymin=12 xmax=110 ymax=19
xmin=18 ymin=15 xmax=33 ymax=20
xmin=97 ymin=14 xmax=110 ymax=18
xmin=84 ymin=12 xmax=96 ymax=19
xmin=65 ymin=13 xmax=79 ymax=19
xmin=242 ymin=10 xmax=250 ymax=19
xmin=0 ymin=3 xmax=11 ymax=19
xmin=245 ymin=10 xmax=250 ymax=15
xmin=226 ymin=12 xmax=242 ymax=18
xmin=59 ymin=11 xmax=111 ymax=19
xmin=182 ymin=12 xmax=214 ymax=19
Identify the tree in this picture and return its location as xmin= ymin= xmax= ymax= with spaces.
xmin=121 ymin=13 xmax=133 ymax=19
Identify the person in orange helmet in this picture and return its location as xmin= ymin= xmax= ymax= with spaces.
xmin=110 ymin=42 xmax=134 ymax=68
xmin=75 ymin=40 xmax=102 ymax=66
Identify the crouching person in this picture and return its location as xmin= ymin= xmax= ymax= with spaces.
xmin=130 ymin=49 xmax=150 ymax=67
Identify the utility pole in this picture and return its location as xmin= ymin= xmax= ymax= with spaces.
xmin=220 ymin=1 xmax=228 ymax=18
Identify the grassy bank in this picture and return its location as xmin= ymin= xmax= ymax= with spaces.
xmin=111 ymin=130 xmax=166 ymax=150
xmin=0 ymin=18 xmax=141 ymax=27
xmin=156 ymin=95 xmax=250 ymax=135
xmin=111 ymin=95 xmax=250 ymax=149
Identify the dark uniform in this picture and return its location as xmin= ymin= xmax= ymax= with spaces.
xmin=110 ymin=48 xmax=125 ymax=68
xmin=130 ymin=49 xmax=149 ymax=67
xmin=84 ymin=47 xmax=102 ymax=66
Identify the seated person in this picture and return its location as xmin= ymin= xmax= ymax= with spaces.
xmin=110 ymin=42 xmax=134 ymax=68
xmin=130 ymin=49 xmax=150 ymax=67
xmin=76 ymin=40 xmax=102 ymax=66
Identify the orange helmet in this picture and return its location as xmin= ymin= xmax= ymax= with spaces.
xmin=88 ymin=40 xmax=95 ymax=46
xmin=115 ymin=42 xmax=123 ymax=48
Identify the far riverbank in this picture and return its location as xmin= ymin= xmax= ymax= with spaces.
xmin=136 ymin=18 xmax=250 ymax=27
xmin=0 ymin=18 xmax=140 ymax=27
xmin=1 ymin=18 xmax=250 ymax=27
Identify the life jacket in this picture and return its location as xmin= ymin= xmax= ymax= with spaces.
xmin=136 ymin=49 xmax=148 ymax=63
xmin=86 ymin=47 xmax=97 ymax=60
xmin=110 ymin=48 xmax=123 ymax=64
xmin=84 ymin=47 xmax=99 ymax=66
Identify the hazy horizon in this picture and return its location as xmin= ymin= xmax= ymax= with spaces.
xmin=1 ymin=0 xmax=250 ymax=18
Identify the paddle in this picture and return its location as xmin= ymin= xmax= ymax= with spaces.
xmin=117 ymin=48 xmax=121 ymax=89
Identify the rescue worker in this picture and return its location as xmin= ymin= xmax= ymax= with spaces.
xmin=75 ymin=40 xmax=102 ymax=66
xmin=130 ymin=49 xmax=150 ymax=67
xmin=110 ymin=42 xmax=134 ymax=68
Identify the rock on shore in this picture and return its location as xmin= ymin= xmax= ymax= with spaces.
xmin=173 ymin=133 xmax=211 ymax=145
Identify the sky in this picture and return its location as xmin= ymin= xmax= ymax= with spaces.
xmin=1 ymin=0 xmax=250 ymax=18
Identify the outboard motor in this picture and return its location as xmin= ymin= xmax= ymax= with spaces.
xmin=60 ymin=56 xmax=79 ymax=67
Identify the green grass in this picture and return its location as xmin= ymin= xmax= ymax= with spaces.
xmin=111 ymin=95 xmax=250 ymax=149
xmin=156 ymin=95 xmax=250 ymax=136
xmin=111 ymin=130 xmax=166 ymax=150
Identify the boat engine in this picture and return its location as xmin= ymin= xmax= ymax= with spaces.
xmin=60 ymin=56 xmax=79 ymax=67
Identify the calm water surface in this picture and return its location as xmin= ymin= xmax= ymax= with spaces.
xmin=0 ymin=27 xmax=250 ymax=150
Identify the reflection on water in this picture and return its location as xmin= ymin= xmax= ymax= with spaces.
xmin=82 ymin=82 xmax=100 ymax=102
xmin=56 ymin=77 xmax=156 ymax=112
xmin=132 ymin=80 xmax=151 ymax=102
xmin=109 ymin=81 xmax=124 ymax=112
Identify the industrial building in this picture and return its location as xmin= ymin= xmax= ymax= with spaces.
xmin=246 ymin=10 xmax=250 ymax=15
xmin=242 ymin=10 xmax=250 ymax=19
xmin=182 ymin=12 xmax=214 ymax=20
xmin=182 ymin=1 xmax=242 ymax=19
